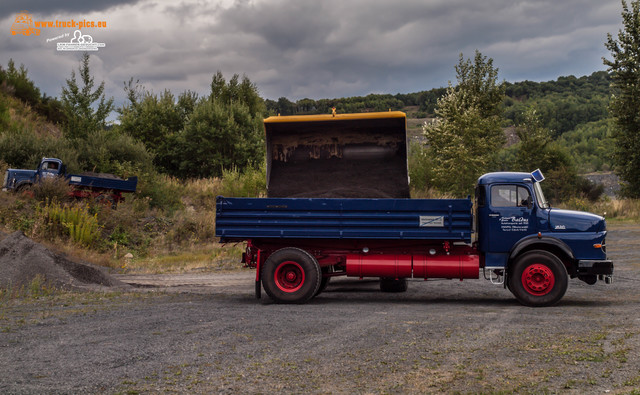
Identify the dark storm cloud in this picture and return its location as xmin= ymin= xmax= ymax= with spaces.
xmin=0 ymin=0 xmax=624 ymax=111
xmin=200 ymin=0 xmax=621 ymax=99
xmin=0 ymin=0 xmax=140 ymax=20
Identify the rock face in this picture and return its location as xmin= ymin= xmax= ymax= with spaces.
xmin=0 ymin=231 xmax=128 ymax=291
xmin=583 ymin=172 xmax=620 ymax=197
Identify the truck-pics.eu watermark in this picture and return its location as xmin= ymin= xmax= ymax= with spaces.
xmin=9 ymin=11 xmax=107 ymax=52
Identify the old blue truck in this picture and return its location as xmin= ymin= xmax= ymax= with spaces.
xmin=215 ymin=112 xmax=613 ymax=307
xmin=2 ymin=157 xmax=137 ymax=204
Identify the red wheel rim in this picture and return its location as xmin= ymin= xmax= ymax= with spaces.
xmin=521 ymin=263 xmax=555 ymax=296
xmin=274 ymin=261 xmax=305 ymax=293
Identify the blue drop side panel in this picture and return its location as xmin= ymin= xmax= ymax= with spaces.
xmin=67 ymin=174 xmax=138 ymax=192
xmin=215 ymin=196 xmax=473 ymax=242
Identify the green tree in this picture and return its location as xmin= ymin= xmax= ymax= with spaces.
xmin=177 ymin=99 xmax=263 ymax=178
xmin=173 ymin=71 xmax=265 ymax=178
xmin=60 ymin=53 xmax=114 ymax=139
xmin=604 ymin=0 xmax=640 ymax=197
xmin=117 ymin=79 xmax=197 ymax=174
xmin=511 ymin=109 xmax=588 ymax=202
xmin=276 ymin=97 xmax=296 ymax=115
xmin=210 ymin=71 xmax=265 ymax=115
xmin=423 ymin=51 xmax=505 ymax=196
xmin=513 ymin=109 xmax=567 ymax=171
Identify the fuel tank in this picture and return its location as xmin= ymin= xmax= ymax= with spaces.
xmin=346 ymin=253 xmax=479 ymax=279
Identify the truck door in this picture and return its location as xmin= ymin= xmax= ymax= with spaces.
xmin=486 ymin=184 xmax=534 ymax=253
xmin=39 ymin=160 xmax=62 ymax=179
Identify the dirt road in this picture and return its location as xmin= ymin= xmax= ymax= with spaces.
xmin=1 ymin=224 xmax=639 ymax=393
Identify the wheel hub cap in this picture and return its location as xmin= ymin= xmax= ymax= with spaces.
xmin=522 ymin=263 xmax=555 ymax=296
xmin=274 ymin=261 xmax=305 ymax=293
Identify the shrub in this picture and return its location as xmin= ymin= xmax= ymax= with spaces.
xmin=40 ymin=202 xmax=101 ymax=247
xmin=181 ymin=177 xmax=223 ymax=210
xmin=165 ymin=209 xmax=215 ymax=248
xmin=219 ymin=164 xmax=266 ymax=197
xmin=136 ymin=172 xmax=183 ymax=212
xmin=71 ymin=129 xmax=153 ymax=176
xmin=31 ymin=176 xmax=72 ymax=203
xmin=408 ymin=142 xmax=433 ymax=193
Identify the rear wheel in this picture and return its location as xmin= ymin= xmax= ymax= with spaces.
xmin=380 ymin=278 xmax=408 ymax=293
xmin=262 ymin=248 xmax=321 ymax=304
xmin=315 ymin=276 xmax=331 ymax=297
xmin=16 ymin=183 xmax=32 ymax=192
xmin=508 ymin=250 xmax=568 ymax=307
xmin=16 ymin=183 xmax=34 ymax=198
xmin=95 ymin=194 xmax=117 ymax=209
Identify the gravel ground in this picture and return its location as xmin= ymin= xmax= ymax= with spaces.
xmin=1 ymin=224 xmax=639 ymax=394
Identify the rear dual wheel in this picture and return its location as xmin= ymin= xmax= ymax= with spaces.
xmin=262 ymin=248 xmax=321 ymax=304
xmin=508 ymin=250 xmax=568 ymax=307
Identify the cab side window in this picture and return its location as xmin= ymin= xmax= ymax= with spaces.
xmin=490 ymin=185 xmax=531 ymax=207
xmin=44 ymin=162 xmax=58 ymax=170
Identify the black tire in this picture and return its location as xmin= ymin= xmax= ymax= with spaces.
xmin=508 ymin=250 xmax=568 ymax=307
xmin=16 ymin=183 xmax=32 ymax=192
xmin=95 ymin=194 xmax=117 ymax=209
xmin=315 ymin=275 xmax=331 ymax=297
xmin=380 ymin=277 xmax=408 ymax=293
xmin=262 ymin=247 xmax=321 ymax=304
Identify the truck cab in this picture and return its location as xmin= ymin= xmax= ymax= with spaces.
xmin=37 ymin=158 xmax=65 ymax=178
xmin=476 ymin=169 xmax=612 ymax=298
xmin=3 ymin=158 xmax=64 ymax=191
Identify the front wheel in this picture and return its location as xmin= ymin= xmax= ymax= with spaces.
xmin=508 ymin=250 xmax=568 ymax=307
xmin=262 ymin=247 xmax=321 ymax=304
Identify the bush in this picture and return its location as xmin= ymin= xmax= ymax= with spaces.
xmin=408 ymin=142 xmax=433 ymax=193
xmin=165 ymin=209 xmax=215 ymax=248
xmin=71 ymin=129 xmax=153 ymax=177
xmin=31 ymin=176 xmax=73 ymax=203
xmin=576 ymin=177 xmax=605 ymax=202
xmin=219 ymin=164 xmax=266 ymax=197
xmin=181 ymin=177 xmax=223 ymax=210
xmin=0 ymin=94 xmax=10 ymax=130
xmin=136 ymin=172 xmax=183 ymax=212
xmin=39 ymin=202 xmax=101 ymax=247
xmin=559 ymin=198 xmax=640 ymax=221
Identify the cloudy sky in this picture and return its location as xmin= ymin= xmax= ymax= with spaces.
xmin=0 ymin=0 xmax=624 ymax=111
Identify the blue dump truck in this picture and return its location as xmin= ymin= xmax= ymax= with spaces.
xmin=3 ymin=157 xmax=138 ymax=204
xmin=215 ymin=112 xmax=613 ymax=307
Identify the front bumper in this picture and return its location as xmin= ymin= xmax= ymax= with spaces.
xmin=577 ymin=260 xmax=614 ymax=276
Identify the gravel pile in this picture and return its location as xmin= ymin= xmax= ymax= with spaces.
xmin=0 ymin=231 xmax=128 ymax=291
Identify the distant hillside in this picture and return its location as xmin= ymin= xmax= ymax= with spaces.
xmin=1 ymin=57 xmax=613 ymax=175
xmin=267 ymin=71 xmax=613 ymax=173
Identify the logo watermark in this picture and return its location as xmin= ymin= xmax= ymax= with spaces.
xmin=9 ymin=11 xmax=107 ymax=37
xmin=10 ymin=11 xmax=40 ymax=36
xmin=57 ymin=30 xmax=105 ymax=51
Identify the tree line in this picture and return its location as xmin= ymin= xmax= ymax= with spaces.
xmin=1 ymin=0 xmax=640 ymax=200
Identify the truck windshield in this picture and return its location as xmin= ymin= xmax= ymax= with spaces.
xmin=534 ymin=181 xmax=549 ymax=209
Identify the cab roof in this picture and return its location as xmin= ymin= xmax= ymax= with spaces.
xmin=477 ymin=172 xmax=534 ymax=185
